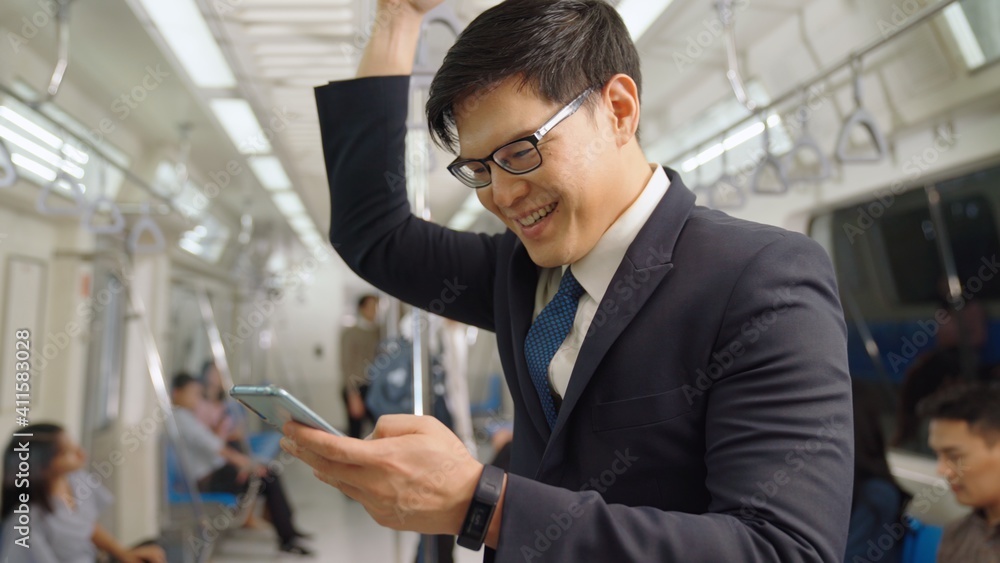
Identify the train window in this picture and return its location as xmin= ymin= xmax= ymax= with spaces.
xmin=815 ymin=163 xmax=1000 ymax=456
xmin=83 ymin=270 xmax=126 ymax=434
xmin=944 ymin=0 xmax=1000 ymax=70
xmin=179 ymin=213 xmax=231 ymax=263
xmin=880 ymin=191 xmax=1000 ymax=304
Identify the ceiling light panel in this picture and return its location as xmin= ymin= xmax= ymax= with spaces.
xmin=209 ymin=98 xmax=272 ymax=155
xmin=245 ymin=24 xmax=355 ymax=37
xmin=135 ymin=0 xmax=237 ymax=89
xmin=273 ymin=191 xmax=306 ymax=216
xmin=237 ymin=8 xmax=353 ymax=23
xmin=249 ymin=156 xmax=292 ymax=191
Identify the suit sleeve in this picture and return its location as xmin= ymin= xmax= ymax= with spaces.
xmin=315 ymin=76 xmax=500 ymax=331
xmin=491 ymin=234 xmax=854 ymax=563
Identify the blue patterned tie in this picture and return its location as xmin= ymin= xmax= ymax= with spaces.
xmin=524 ymin=268 xmax=585 ymax=430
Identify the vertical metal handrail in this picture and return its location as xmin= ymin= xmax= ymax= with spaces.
xmin=120 ymin=261 xmax=210 ymax=563
xmin=195 ymin=287 xmax=256 ymax=457
xmin=925 ymin=184 xmax=977 ymax=379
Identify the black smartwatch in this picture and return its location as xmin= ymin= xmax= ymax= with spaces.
xmin=457 ymin=464 xmax=505 ymax=551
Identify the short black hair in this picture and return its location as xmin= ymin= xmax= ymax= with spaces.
xmin=171 ymin=372 xmax=199 ymax=392
xmin=357 ymin=294 xmax=378 ymax=310
xmin=427 ymin=0 xmax=642 ymax=154
xmin=918 ymin=383 xmax=1000 ymax=442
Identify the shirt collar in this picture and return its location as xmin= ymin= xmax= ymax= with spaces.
xmin=569 ymin=164 xmax=670 ymax=302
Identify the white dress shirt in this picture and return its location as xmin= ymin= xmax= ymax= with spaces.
xmin=532 ymin=164 xmax=670 ymax=398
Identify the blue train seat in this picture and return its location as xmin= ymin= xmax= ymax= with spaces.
xmin=901 ymin=518 xmax=943 ymax=563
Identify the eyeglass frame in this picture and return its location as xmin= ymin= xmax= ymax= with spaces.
xmin=446 ymin=87 xmax=597 ymax=189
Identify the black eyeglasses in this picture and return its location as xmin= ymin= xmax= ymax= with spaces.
xmin=447 ymin=88 xmax=595 ymax=189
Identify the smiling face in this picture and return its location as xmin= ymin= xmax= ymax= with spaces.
xmin=928 ymin=418 xmax=1000 ymax=512
xmin=454 ymin=76 xmax=648 ymax=268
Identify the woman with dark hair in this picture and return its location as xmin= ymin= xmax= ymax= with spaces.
xmin=0 ymin=423 xmax=165 ymax=563
xmin=846 ymin=382 xmax=913 ymax=563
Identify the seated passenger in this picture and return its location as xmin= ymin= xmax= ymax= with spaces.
xmin=169 ymin=373 xmax=312 ymax=556
xmin=0 ymin=423 xmax=166 ymax=563
xmin=845 ymin=381 xmax=912 ymax=563
xmin=919 ymin=383 xmax=1000 ymax=563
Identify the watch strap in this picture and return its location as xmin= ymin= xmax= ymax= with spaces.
xmin=457 ymin=464 xmax=505 ymax=550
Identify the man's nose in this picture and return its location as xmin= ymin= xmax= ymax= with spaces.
xmin=490 ymin=168 xmax=530 ymax=209
xmin=936 ymin=457 xmax=955 ymax=480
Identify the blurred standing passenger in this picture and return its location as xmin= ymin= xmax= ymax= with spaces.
xmin=341 ymin=294 xmax=380 ymax=438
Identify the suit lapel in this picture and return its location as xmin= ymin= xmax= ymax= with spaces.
xmin=507 ymin=238 xmax=552 ymax=442
xmin=536 ymin=169 xmax=697 ymax=476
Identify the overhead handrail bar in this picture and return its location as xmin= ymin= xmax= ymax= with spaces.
xmin=0 ymin=139 xmax=17 ymax=188
xmin=750 ymin=112 xmax=790 ymax=194
xmin=0 ymin=82 xmax=182 ymax=215
xmin=661 ymin=0 xmax=960 ymax=167
xmin=718 ymin=0 xmax=757 ymax=113
xmin=835 ymin=57 xmax=889 ymax=163
xmin=784 ymin=88 xmax=832 ymax=182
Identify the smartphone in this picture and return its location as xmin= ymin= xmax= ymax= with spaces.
xmin=230 ymin=384 xmax=345 ymax=436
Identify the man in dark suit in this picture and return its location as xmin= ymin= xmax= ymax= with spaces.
xmin=281 ymin=0 xmax=854 ymax=561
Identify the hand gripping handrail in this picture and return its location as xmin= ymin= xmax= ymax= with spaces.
xmin=836 ymin=57 xmax=889 ymax=163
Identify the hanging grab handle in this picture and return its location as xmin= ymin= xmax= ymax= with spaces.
xmin=36 ymin=171 xmax=85 ymax=216
xmin=750 ymin=113 xmax=790 ymax=195
xmin=836 ymin=57 xmax=888 ymax=163
xmin=83 ymin=197 xmax=126 ymax=234
xmin=0 ymin=139 xmax=17 ymax=189
xmin=710 ymin=133 xmax=747 ymax=210
xmin=785 ymin=88 xmax=832 ymax=182
xmin=128 ymin=206 xmax=166 ymax=254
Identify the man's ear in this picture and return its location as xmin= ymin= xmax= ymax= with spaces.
xmin=601 ymin=74 xmax=641 ymax=147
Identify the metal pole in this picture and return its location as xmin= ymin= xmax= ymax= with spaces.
xmin=121 ymin=261 xmax=211 ymax=563
xmin=924 ymin=184 xmax=977 ymax=379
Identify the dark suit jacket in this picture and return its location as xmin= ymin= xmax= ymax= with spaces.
xmin=316 ymin=75 xmax=854 ymax=562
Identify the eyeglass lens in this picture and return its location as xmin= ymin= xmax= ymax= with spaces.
xmin=454 ymin=139 xmax=542 ymax=187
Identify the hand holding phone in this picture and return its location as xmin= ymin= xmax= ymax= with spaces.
xmin=230 ymin=384 xmax=345 ymax=437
